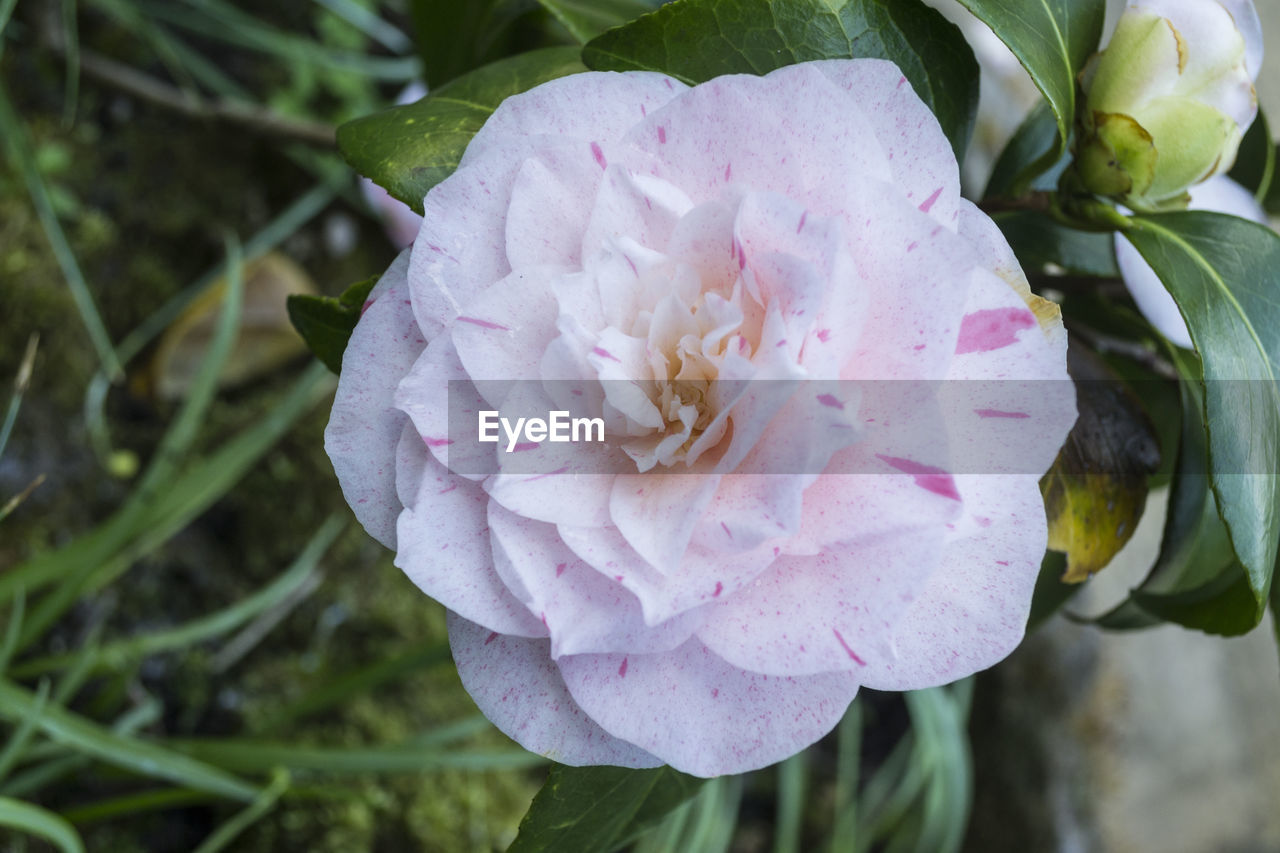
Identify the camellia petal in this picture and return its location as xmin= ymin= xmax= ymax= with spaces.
xmin=855 ymin=474 xmax=1049 ymax=691
xmin=557 ymin=637 xmax=861 ymax=777
xmin=324 ymin=250 xmax=420 ymax=548
xmin=448 ymin=612 xmax=662 ymax=768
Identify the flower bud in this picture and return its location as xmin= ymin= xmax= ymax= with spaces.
xmin=1077 ymin=0 xmax=1262 ymax=210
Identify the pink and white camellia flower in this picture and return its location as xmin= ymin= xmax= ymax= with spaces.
xmin=326 ymin=60 xmax=1077 ymax=777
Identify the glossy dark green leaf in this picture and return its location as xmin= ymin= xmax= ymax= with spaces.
xmin=508 ymin=764 xmax=705 ymax=853
xmin=992 ymin=210 xmax=1118 ymax=278
xmin=1093 ymin=350 xmax=1260 ymax=635
xmin=1227 ymin=109 xmax=1274 ymax=206
xmin=984 ymin=101 xmax=1066 ymax=199
xmin=536 ymin=0 xmax=664 ymax=42
xmin=582 ymin=0 xmax=978 ymax=163
xmin=337 ymin=47 xmax=586 ymax=213
xmin=286 ymin=275 xmax=378 ymax=374
xmin=1123 ymin=213 xmax=1280 ymax=612
xmin=1131 ymin=565 xmax=1258 ymax=635
xmin=1041 ymin=344 xmax=1160 ymax=582
xmin=409 ymin=0 xmax=537 ymax=87
xmin=957 ymin=0 xmax=1105 ymax=192
xmin=1271 ymin=569 xmax=1280 ymax=673
xmin=1027 ymin=550 xmax=1077 ymax=631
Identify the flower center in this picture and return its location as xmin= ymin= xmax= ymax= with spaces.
xmin=616 ymin=288 xmax=750 ymax=471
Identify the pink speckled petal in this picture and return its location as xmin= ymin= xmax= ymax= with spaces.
xmin=734 ymin=191 xmax=840 ymax=327
xmin=448 ymin=612 xmax=661 ymax=768
xmin=557 ymin=638 xmax=860 ymax=777
xmin=395 ymin=334 xmax=497 ymax=481
xmin=697 ymin=480 xmax=955 ymax=676
xmin=1116 ymin=175 xmax=1267 ymax=349
xmin=791 ymin=464 xmax=962 ymax=548
xmin=488 ymin=503 xmax=705 ymax=658
xmin=409 ymin=159 xmax=520 ymax=338
xmin=558 ymin=523 xmax=782 ymax=624
xmin=325 ymin=250 xmax=422 ymax=548
xmin=624 ymin=64 xmax=890 ymax=205
xmin=836 ymin=181 xmax=978 ymax=381
xmin=451 ymin=266 xmax=562 ymax=407
xmin=485 ymin=470 xmax=618 ymax=529
xmin=811 ymin=59 xmax=962 ymax=230
xmin=394 ymin=420 xmax=429 ymax=511
xmin=505 ymin=145 xmax=608 ymax=269
xmin=941 ymin=268 xmax=1076 ymax=477
xmin=609 ymin=473 xmax=721 ymax=574
xmin=856 ymin=475 xmax=1048 ymax=690
xmin=461 ymin=72 xmax=687 ymax=167
xmin=580 ymin=166 xmax=693 ymax=270
xmin=395 ymin=455 xmax=545 ymax=637
xmin=482 ymin=381 xmax=630 ymax=529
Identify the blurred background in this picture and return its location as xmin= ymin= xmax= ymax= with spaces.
xmin=1 ymin=0 xmax=1278 ymax=850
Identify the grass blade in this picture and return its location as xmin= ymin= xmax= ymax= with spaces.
xmin=129 ymin=231 xmax=244 ymax=504
xmin=12 ymin=516 xmax=344 ymax=679
xmin=311 ymin=0 xmax=411 ymax=53
xmin=0 ymin=0 xmax=19 ymax=45
xmin=828 ymin=701 xmax=862 ymax=853
xmin=0 ymin=79 xmax=121 ymax=379
xmin=61 ymin=0 xmax=80 ymax=125
xmin=0 ymin=590 xmax=26 ymax=674
xmin=168 ymin=739 xmax=547 ymax=775
xmin=193 ymin=767 xmax=290 ymax=853
xmin=0 ymin=678 xmax=51 ymax=781
xmin=0 ymin=360 xmax=331 ymax=603
xmin=61 ymin=787 xmax=214 ymax=825
xmin=258 ymin=640 xmax=450 ymax=732
xmin=774 ymin=750 xmax=808 ymax=853
xmin=0 ymin=679 xmax=260 ymax=801
xmin=82 ymin=181 xmax=336 ymax=465
xmin=0 ymin=333 xmax=38 ymax=463
xmin=140 ymin=0 xmax=419 ymax=80
xmin=0 ymin=754 xmax=84 ymax=798
xmin=0 ymin=796 xmax=85 ymax=853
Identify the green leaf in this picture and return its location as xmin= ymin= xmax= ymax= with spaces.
xmin=287 ymin=274 xmax=379 ymax=374
xmin=409 ymin=0 xmax=536 ymax=88
xmin=337 ymin=46 xmax=586 ymax=213
xmin=956 ymin=0 xmax=1105 ymax=194
xmin=991 ymin=210 xmax=1118 ymax=278
xmin=0 ymin=796 xmax=85 ymax=853
xmin=1027 ymin=550 xmax=1077 ymax=629
xmin=1093 ymin=350 xmax=1260 ymax=635
xmin=1271 ymin=567 xmax=1280 ymax=677
xmin=581 ymin=0 xmax=979 ymax=164
xmin=1130 ymin=564 xmax=1258 ymax=635
xmin=1267 ymin=161 xmax=1280 ymax=216
xmin=1227 ymin=109 xmax=1274 ymax=206
xmin=1123 ymin=213 xmax=1280 ymax=613
xmin=984 ymin=101 xmax=1064 ymax=199
xmin=536 ymin=0 xmax=664 ymax=43
xmin=509 ymin=764 xmax=706 ymax=853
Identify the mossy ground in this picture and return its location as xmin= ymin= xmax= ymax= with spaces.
xmin=1 ymin=13 xmax=539 ymax=851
